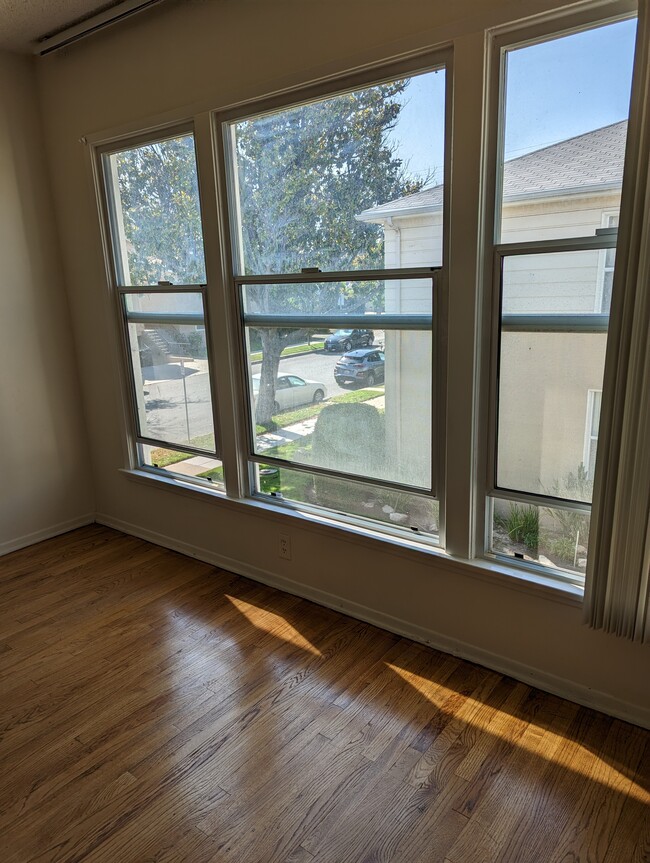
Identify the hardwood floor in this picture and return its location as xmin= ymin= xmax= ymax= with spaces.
xmin=1 ymin=525 xmax=648 ymax=863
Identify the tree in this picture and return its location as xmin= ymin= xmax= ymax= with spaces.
xmin=113 ymin=135 xmax=205 ymax=286
xmin=111 ymin=83 xmax=430 ymax=426
xmin=233 ymin=80 xmax=428 ymax=424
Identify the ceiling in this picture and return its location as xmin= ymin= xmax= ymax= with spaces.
xmin=0 ymin=0 xmax=127 ymax=53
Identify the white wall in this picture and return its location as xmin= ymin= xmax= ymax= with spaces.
xmin=0 ymin=51 xmax=93 ymax=553
xmin=35 ymin=0 xmax=650 ymax=726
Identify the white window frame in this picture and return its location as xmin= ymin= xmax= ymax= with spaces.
xmin=94 ymin=126 xmax=224 ymax=491
xmin=583 ymin=388 xmax=602 ymax=480
xmin=481 ymin=8 xmax=636 ymax=586
xmin=595 ymin=211 xmax=620 ymax=312
xmin=210 ymin=51 xmax=452 ymax=546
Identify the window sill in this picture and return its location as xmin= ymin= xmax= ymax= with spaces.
xmin=119 ymin=467 xmax=584 ymax=607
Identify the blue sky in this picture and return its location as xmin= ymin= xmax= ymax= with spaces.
xmin=388 ymin=16 xmax=637 ymax=184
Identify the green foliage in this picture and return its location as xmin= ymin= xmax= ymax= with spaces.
xmin=149 ymin=433 xmax=215 ymax=468
xmin=235 ymin=81 xmax=425 ymax=278
xmin=545 ymin=534 xmax=578 ymax=563
xmin=497 ymin=503 xmax=539 ymax=550
xmin=115 ymin=135 xmax=205 ymax=286
xmin=115 ymin=86 xmax=432 ymax=424
xmin=186 ymin=331 xmax=208 ymax=358
xmin=544 ymin=464 xmax=592 ymax=550
xmin=257 ymin=387 xmax=380 ymax=432
xmin=234 ymin=80 xmax=428 ymax=424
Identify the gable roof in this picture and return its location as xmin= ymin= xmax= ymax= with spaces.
xmin=358 ymin=121 xmax=627 ymax=222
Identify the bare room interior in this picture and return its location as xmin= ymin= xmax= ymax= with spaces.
xmin=1 ymin=0 xmax=648 ymax=860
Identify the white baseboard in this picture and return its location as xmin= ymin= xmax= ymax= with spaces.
xmin=96 ymin=512 xmax=650 ymax=730
xmin=0 ymin=514 xmax=96 ymax=557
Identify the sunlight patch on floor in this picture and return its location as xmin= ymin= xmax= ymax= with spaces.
xmin=386 ymin=662 xmax=648 ymax=803
xmin=226 ymin=595 xmax=322 ymax=656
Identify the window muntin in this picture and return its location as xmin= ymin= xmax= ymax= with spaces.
xmin=488 ymin=16 xmax=636 ymax=578
xmin=104 ymin=134 xmax=206 ymax=286
xmin=227 ymin=68 xmax=446 ymax=276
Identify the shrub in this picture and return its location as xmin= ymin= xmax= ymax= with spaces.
xmin=544 ymin=464 xmax=592 ymax=550
xmin=498 ymin=503 xmax=539 ymax=550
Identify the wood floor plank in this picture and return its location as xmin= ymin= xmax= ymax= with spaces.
xmin=0 ymin=525 xmax=647 ymax=863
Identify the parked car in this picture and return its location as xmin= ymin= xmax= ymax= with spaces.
xmin=252 ymin=374 xmax=327 ymax=413
xmin=324 ymin=328 xmax=374 ymax=352
xmin=334 ymin=348 xmax=385 ymax=387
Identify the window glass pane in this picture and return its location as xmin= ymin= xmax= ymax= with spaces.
xmin=256 ymin=465 xmax=439 ymax=538
xmin=105 ymin=134 xmax=206 ymax=286
xmin=242 ymin=277 xmax=432 ymax=317
xmin=499 ymin=19 xmax=636 ymax=244
xmin=490 ymin=497 xmax=589 ymax=578
xmin=502 ymin=249 xmax=615 ymax=315
xmin=229 ymin=69 xmax=446 ymax=274
xmin=246 ymin=327 xmax=432 ymax=491
xmin=124 ymin=291 xmax=204 ymax=316
xmin=141 ymin=445 xmax=224 ymax=489
xmin=497 ymin=327 xmax=605 ymax=501
xmin=125 ymin=294 xmax=215 ymax=452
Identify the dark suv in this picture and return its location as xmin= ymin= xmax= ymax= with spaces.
xmin=324 ymin=328 xmax=374 ymax=352
xmin=334 ymin=348 xmax=385 ymax=387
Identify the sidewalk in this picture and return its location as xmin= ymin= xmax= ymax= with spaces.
xmin=164 ymin=393 xmax=385 ymax=477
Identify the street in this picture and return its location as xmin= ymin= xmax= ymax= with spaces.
xmin=140 ymin=348 xmax=375 ymax=447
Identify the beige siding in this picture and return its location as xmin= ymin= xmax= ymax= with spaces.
xmin=500 ymin=191 xmax=621 ymax=243
xmin=498 ymin=332 xmax=606 ymax=495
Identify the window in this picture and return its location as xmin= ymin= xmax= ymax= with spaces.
xmin=93 ymin=8 xmax=641 ymax=594
xmin=222 ymin=65 xmax=447 ymax=538
xmin=101 ymin=132 xmax=224 ymax=488
xmin=487 ymin=18 xmax=637 ymax=581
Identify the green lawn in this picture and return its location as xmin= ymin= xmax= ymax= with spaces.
xmin=257 ymin=386 xmax=382 ymax=433
xmin=153 ymin=387 xmax=383 ymax=469
xmin=150 ymin=433 xmax=216 ymax=468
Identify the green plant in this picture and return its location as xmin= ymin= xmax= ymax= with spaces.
xmin=544 ymin=464 xmax=592 ymax=550
xmin=546 ymin=534 xmax=578 ymax=563
xmin=186 ymin=330 xmax=208 ymax=358
xmin=498 ymin=503 xmax=539 ymax=550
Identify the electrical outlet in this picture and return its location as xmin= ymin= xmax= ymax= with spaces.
xmin=279 ymin=533 xmax=291 ymax=560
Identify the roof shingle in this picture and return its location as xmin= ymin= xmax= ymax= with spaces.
xmin=358 ymin=121 xmax=627 ymax=220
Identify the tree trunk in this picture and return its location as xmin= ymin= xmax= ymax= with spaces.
xmin=255 ymin=328 xmax=284 ymax=426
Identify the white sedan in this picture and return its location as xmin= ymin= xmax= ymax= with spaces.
xmin=252 ymin=374 xmax=327 ymax=412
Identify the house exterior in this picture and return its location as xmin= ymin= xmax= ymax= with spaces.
xmin=358 ymin=121 xmax=626 ymax=499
